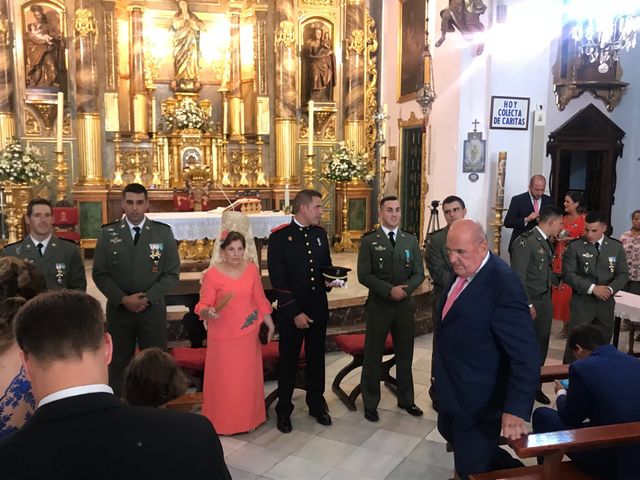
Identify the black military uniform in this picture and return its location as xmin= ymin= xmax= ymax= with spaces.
xmin=92 ymin=217 xmax=180 ymax=393
xmin=267 ymin=219 xmax=333 ymax=418
xmin=2 ymin=235 xmax=86 ymax=291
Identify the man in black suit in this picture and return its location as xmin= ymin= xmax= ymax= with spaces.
xmin=504 ymin=175 xmax=554 ymax=254
xmin=0 ymin=290 xmax=230 ymax=480
xmin=267 ymin=189 xmax=342 ymax=433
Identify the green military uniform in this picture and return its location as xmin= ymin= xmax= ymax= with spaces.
xmin=92 ymin=217 xmax=180 ymax=393
xmin=425 ymin=226 xmax=452 ymax=300
xmin=2 ymin=236 xmax=86 ymax=291
xmin=562 ymin=236 xmax=629 ymax=363
xmin=357 ymin=227 xmax=425 ymax=410
xmin=510 ymin=227 xmax=557 ymax=365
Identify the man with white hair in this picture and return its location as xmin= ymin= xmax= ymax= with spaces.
xmin=433 ymin=219 xmax=540 ymax=479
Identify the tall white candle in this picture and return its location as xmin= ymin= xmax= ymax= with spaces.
xmin=307 ymin=100 xmax=314 ymax=155
xmin=223 ymin=98 xmax=228 ymax=136
xmin=150 ymin=97 xmax=157 ymax=133
xmin=284 ymin=184 xmax=290 ymax=208
xmin=56 ymin=92 xmax=64 ymax=152
xmin=381 ymin=103 xmax=388 ymax=157
xmin=240 ymin=100 xmax=245 ymax=135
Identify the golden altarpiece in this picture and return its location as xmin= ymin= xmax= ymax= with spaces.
xmin=0 ymin=0 xmax=382 ymax=248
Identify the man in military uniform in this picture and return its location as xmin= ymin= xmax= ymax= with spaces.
xmin=510 ymin=205 xmax=564 ymax=404
xmin=92 ymin=183 xmax=180 ymax=394
xmin=267 ymin=189 xmax=341 ymax=433
xmin=358 ymin=196 xmax=425 ymax=422
xmin=562 ymin=211 xmax=628 ymax=363
xmin=425 ymin=195 xmax=466 ymax=410
xmin=2 ymin=198 xmax=86 ymax=291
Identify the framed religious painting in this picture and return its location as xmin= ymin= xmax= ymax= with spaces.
xmin=397 ymin=0 xmax=425 ymax=103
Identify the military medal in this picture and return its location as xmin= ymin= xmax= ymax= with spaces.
xmin=378 ymin=257 xmax=384 ymax=270
xmin=55 ymin=263 xmax=66 ymax=285
xmin=149 ymin=243 xmax=163 ymax=272
xmin=608 ymin=256 xmax=616 ymax=273
xmin=317 ymin=237 xmax=322 ymax=246
xmin=404 ymin=249 xmax=411 ymax=268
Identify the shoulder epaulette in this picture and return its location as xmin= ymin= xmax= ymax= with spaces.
xmin=149 ymin=220 xmax=172 ymax=228
xmin=57 ymin=237 xmax=80 ymax=245
xmin=100 ymin=220 xmax=120 ymax=228
xmin=607 ymin=237 xmax=622 ymax=245
xmin=520 ymin=230 xmax=533 ymax=237
xmin=361 ymin=229 xmax=377 ymax=238
xmin=432 ymin=226 xmax=446 ymax=234
xmin=270 ymin=222 xmax=290 ymax=234
xmin=3 ymin=240 xmax=21 ymax=248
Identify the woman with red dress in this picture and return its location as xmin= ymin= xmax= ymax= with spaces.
xmin=195 ymin=231 xmax=275 ymax=435
xmin=551 ymin=191 xmax=586 ymax=338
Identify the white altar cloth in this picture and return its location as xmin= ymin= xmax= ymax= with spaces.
xmin=145 ymin=211 xmax=291 ymax=241
xmin=614 ymin=291 xmax=640 ymax=326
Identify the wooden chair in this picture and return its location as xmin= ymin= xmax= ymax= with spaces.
xmin=165 ymin=392 xmax=203 ymax=412
xmin=331 ymin=333 xmax=396 ymax=411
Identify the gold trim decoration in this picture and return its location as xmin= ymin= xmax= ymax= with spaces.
xmin=347 ymin=29 xmax=365 ymax=55
xmin=274 ymin=20 xmax=296 ymax=49
xmin=274 ymin=118 xmax=297 ymax=185
xmin=0 ymin=113 xmax=16 ymax=151
xmin=103 ymin=10 xmax=117 ymax=91
xmin=0 ymin=17 xmax=11 ymax=47
xmin=301 ymin=0 xmax=334 ymax=5
xmin=77 ymin=113 xmax=104 ymax=185
xmin=74 ymin=8 xmax=98 ymax=40
xmin=33 ymin=104 xmax=56 ymax=134
xmin=24 ymin=109 xmax=41 ymax=136
xmin=364 ymin=10 xmax=378 ymax=169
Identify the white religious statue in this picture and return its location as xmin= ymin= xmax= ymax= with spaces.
xmin=171 ymin=1 xmax=206 ymax=82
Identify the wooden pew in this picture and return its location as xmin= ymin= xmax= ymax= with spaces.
xmin=165 ymin=392 xmax=203 ymax=412
xmin=469 ymin=421 xmax=640 ymax=480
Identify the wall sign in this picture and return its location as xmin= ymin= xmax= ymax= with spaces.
xmin=490 ymin=96 xmax=530 ymax=130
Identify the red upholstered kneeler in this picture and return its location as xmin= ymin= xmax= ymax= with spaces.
xmin=261 ymin=341 xmax=306 ymax=417
xmin=331 ymin=333 xmax=397 ymax=411
xmin=170 ymin=347 xmax=206 ymax=391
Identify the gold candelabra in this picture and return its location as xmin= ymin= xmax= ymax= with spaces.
xmin=238 ymin=136 xmax=249 ymax=187
xmin=221 ymin=137 xmax=231 ymax=186
xmin=132 ymin=137 xmax=142 ymax=184
xmin=54 ymin=150 xmax=68 ymax=203
xmin=490 ymin=206 xmax=507 ymax=256
xmin=112 ymin=132 xmax=124 ymax=186
xmin=304 ymin=152 xmax=316 ymax=189
xmin=334 ymin=181 xmax=356 ymax=253
xmin=377 ymin=154 xmax=390 ymax=206
xmin=150 ymin=131 xmax=161 ymax=188
xmin=255 ymin=135 xmax=267 ymax=186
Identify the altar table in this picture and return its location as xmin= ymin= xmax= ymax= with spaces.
xmin=613 ymin=291 xmax=640 ymax=353
xmin=145 ymin=211 xmax=291 ymax=240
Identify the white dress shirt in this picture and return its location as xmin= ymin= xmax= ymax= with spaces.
xmin=38 ymin=384 xmax=114 ymax=408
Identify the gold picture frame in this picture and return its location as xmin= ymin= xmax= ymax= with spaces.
xmin=397 ymin=0 xmax=425 ymax=103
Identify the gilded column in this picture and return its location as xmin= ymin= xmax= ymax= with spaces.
xmin=273 ymin=0 xmax=297 ymax=185
xmin=74 ymin=3 xmax=104 ymax=185
xmin=344 ymin=0 xmax=365 ymax=150
xmin=128 ymin=4 xmax=146 ymax=138
xmin=0 ymin=1 xmax=16 ymax=150
xmin=228 ymin=9 xmax=243 ymax=139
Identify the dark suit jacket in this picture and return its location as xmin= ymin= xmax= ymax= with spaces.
xmin=0 ymin=393 xmax=231 ymax=480
xmin=558 ymin=345 xmax=640 ymax=479
xmin=504 ymin=191 xmax=554 ymax=252
xmin=433 ymin=253 xmax=540 ymax=421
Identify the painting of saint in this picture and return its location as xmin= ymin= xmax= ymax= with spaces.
xmin=24 ymin=4 xmax=66 ymax=90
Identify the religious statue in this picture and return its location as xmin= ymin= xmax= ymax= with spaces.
xmin=435 ymin=0 xmax=487 ymax=55
xmin=171 ymin=1 xmax=206 ymax=85
xmin=303 ymin=25 xmax=335 ymax=102
xmin=24 ymin=4 xmax=66 ymax=89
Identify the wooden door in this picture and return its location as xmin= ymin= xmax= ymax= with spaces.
xmin=400 ymin=126 xmax=422 ymax=235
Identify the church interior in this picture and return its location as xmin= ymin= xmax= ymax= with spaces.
xmin=1 ymin=0 xmax=640 ymax=478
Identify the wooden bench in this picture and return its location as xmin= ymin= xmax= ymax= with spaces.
xmin=166 ymin=392 xmax=203 ymax=412
xmin=469 ymin=421 xmax=640 ymax=480
xmin=331 ymin=333 xmax=397 ymax=411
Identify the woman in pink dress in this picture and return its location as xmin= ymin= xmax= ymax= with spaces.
xmin=195 ymin=231 xmax=275 ymax=435
xmin=551 ymin=191 xmax=586 ymax=338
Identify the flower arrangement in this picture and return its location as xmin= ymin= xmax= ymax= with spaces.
xmin=320 ymin=143 xmax=373 ymax=183
xmin=0 ymin=140 xmax=48 ymax=185
xmin=164 ymin=98 xmax=208 ymax=131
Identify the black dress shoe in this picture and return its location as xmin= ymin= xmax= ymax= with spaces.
xmin=536 ymin=389 xmax=551 ymax=405
xmin=277 ymin=415 xmax=292 ymax=433
xmin=364 ymin=408 xmax=379 ymax=422
xmin=399 ymin=404 xmax=424 ymax=416
xmin=309 ymin=411 xmax=332 ymax=426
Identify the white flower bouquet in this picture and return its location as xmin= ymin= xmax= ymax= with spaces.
xmin=164 ymin=98 xmax=208 ymax=131
xmin=320 ymin=143 xmax=372 ymax=183
xmin=0 ymin=140 xmax=48 ymax=185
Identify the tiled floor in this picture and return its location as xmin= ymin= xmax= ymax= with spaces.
xmin=81 ymin=258 xmax=626 ymax=479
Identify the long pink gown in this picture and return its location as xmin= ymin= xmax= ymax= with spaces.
xmin=195 ymin=263 xmax=272 ymax=435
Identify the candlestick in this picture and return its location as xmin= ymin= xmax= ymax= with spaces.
xmin=56 ymin=92 xmax=64 ymax=152
xmin=284 ymin=184 xmax=290 ymax=209
xmin=496 ymin=151 xmax=507 ymax=209
xmin=239 ymin=100 xmax=245 ymax=136
xmin=307 ymin=100 xmax=314 ymax=155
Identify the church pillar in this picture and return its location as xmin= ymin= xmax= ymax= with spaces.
xmin=0 ymin=0 xmax=16 ymax=150
xmin=273 ymin=1 xmax=297 ymax=185
xmin=74 ymin=2 xmax=104 ymax=185
xmin=128 ymin=4 xmax=146 ymax=139
xmin=228 ymin=9 xmax=243 ymax=139
xmin=343 ymin=0 xmax=365 ymax=150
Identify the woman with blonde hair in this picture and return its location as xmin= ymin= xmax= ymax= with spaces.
xmin=0 ymin=257 xmax=47 ymax=438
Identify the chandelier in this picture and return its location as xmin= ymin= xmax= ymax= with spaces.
xmin=572 ymin=14 xmax=640 ymax=73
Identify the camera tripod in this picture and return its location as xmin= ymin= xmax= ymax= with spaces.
xmin=422 ymin=200 xmax=441 ymax=251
